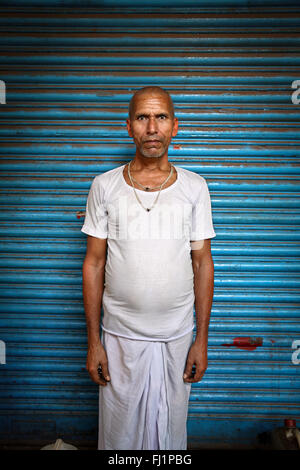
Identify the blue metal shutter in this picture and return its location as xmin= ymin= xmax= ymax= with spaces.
xmin=0 ymin=1 xmax=299 ymax=449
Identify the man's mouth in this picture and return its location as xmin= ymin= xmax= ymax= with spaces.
xmin=144 ymin=140 xmax=161 ymax=145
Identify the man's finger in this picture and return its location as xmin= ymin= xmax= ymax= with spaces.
xmin=184 ymin=364 xmax=205 ymax=383
xmin=99 ymin=363 xmax=110 ymax=382
xmin=88 ymin=367 xmax=108 ymax=386
xmin=183 ymin=363 xmax=195 ymax=381
xmin=192 ymin=367 xmax=207 ymax=383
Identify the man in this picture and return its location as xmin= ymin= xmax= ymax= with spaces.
xmin=81 ymin=86 xmax=216 ymax=450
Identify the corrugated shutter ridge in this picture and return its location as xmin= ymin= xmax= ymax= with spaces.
xmin=0 ymin=2 xmax=299 ymax=449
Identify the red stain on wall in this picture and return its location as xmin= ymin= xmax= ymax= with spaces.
xmin=222 ymin=337 xmax=263 ymax=351
xmin=76 ymin=211 xmax=85 ymax=219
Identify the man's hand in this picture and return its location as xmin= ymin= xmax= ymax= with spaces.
xmin=183 ymin=342 xmax=207 ymax=383
xmin=86 ymin=341 xmax=110 ymax=386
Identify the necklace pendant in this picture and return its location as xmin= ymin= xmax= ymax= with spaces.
xmin=146 ymin=208 xmax=150 ymax=212
xmin=145 ymin=187 xmax=150 ymax=191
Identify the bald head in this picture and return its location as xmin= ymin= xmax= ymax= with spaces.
xmin=128 ymin=86 xmax=175 ymax=120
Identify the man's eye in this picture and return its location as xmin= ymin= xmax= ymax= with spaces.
xmin=137 ymin=116 xmax=146 ymax=120
xmin=158 ymin=115 xmax=167 ymax=120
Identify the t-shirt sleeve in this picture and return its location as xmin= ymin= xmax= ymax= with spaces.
xmin=81 ymin=176 xmax=108 ymax=239
xmin=190 ymin=177 xmax=216 ymax=241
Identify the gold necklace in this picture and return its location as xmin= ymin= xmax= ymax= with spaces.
xmin=127 ymin=161 xmax=174 ymax=212
xmin=128 ymin=160 xmax=173 ymax=191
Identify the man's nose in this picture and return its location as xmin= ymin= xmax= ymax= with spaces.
xmin=146 ymin=117 xmax=158 ymax=134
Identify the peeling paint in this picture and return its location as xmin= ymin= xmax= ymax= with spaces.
xmin=222 ymin=337 xmax=263 ymax=351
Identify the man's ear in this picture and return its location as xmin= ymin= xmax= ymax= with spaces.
xmin=126 ymin=119 xmax=133 ymax=138
xmin=172 ymin=117 xmax=179 ymax=137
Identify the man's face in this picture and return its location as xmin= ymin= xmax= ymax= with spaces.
xmin=126 ymin=92 xmax=178 ymax=160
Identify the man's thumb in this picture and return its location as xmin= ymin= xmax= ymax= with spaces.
xmin=101 ymin=364 xmax=110 ymax=381
xmin=183 ymin=363 xmax=192 ymax=379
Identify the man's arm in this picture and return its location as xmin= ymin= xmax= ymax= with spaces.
xmin=82 ymin=235 xmax=110 ymax=386
xmin=183 ymin=238 xmax=214 ymax=383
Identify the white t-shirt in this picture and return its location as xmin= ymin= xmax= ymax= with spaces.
xmin=81 ymin=164 xmax=216 ymax=341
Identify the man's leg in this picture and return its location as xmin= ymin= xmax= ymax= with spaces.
xmin=163 ymin=331 xmax=194 ymax=449
xmin=98 ymin=330 xmax=194 ymax=450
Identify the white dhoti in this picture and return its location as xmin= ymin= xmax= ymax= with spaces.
xmin=98 ymin=329 xmax=194 ymax=450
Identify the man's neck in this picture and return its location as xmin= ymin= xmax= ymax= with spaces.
xmin=130 ymin=156 xmax=170 ymax=173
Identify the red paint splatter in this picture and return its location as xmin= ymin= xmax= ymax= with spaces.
xmin=222 ymin=337 xmax=263 ymax=351
xmin=173 ymin=145 xmax=181 ymax=150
